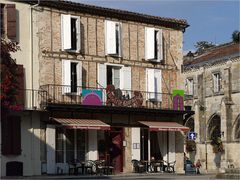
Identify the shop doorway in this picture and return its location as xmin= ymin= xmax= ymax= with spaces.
xmin=108 ymin=127 xmax=123 ymax=173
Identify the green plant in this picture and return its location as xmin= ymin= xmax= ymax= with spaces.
xmin=210 ymin=137 xmax=224 ymax=153
xmin=185 ymin=140 xmax=196 ymax=152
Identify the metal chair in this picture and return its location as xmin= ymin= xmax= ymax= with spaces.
xmin=131 ymin=159 xmax=145 ymax=173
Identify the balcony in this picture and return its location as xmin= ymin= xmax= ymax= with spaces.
xmin=40 ymin=84 xmax=174 ymax=110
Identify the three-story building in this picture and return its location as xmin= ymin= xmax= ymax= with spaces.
xmin=1 ymin=0 xmax=192 ymax=176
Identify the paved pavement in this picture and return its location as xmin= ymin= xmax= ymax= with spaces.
xmin=1 ymin=173 xmax=224 ymax=180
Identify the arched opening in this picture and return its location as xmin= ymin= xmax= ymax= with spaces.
xmin=185 ymin=117 xmax=194 ymax=132
xmin=234 ymin=114 xmax=240 ymax=140
xmin=208 ymin=114 xmax=221 ymax=139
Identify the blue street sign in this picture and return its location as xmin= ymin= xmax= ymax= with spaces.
xmin=188 ymin=132 xmax=197 ymax=140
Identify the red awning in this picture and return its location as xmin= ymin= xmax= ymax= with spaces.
xmin=52 ymin=118 xmax=110 ymax=130
xmin=139 ymin=121 xmax=189 ymax=132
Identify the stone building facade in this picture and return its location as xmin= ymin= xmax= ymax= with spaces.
xmin=183 ymin=43 xmax=240 ymax=172
xmin=1 ymin=0 xmax=192 ymax=176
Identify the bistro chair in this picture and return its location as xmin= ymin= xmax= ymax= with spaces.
xmin=131 ymin=159 xmax=145 ymax=173
xmin=84 ymin=160 xmax=95 ymax=174
xmin=165 ymin=160 xmax=176 ymax=173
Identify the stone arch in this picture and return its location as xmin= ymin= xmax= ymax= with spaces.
xmin=185 ymin=116 xmax=194 ymax=132
xmin=207 ymin=113 xmax=221 ymax=139
xmin=233 ymin=114 xmax=240 ymax=140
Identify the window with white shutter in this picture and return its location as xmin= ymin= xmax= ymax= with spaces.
xmin=146 ymin=68 xmax=162 ymax=101
xmin=105 ymin=20 xmax=121 ymax=56
xmin=61 ymin=14 xmax=81 ymax=52
xmin=145 ymin=27 xmax=163 ymax=62
xmin=62 ymin=60 xmax=82 ymax=94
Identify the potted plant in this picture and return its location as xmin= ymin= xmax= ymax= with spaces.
xmin=210 ymin=137 xmax=224 ymax=153
xmin=185 ymin=140 xmax=196 ymax=152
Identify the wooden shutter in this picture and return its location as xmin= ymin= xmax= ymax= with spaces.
xmin=154 ymin=69 xmax=162 ymax=101
xmin=105 ymin=20 xmax=117 ymax=55
xmin=1 ymin=117 xmax=11 ymax=155
xmin=6 ymin=4 xmax=16 ymax=40
xmin=76 ymin=61 xmax=82 ymax=94
xmin=120 ymin=66 xmax=131 ymax=91
xmin=76 ymin=16 xmax=81 ymax=52
xmin=62 ymin=60 xmax=71 ymax=93
xmin=97 ymin=63 xmax=107 ymax=88
xmin=98 ymin=63 xmax=107 ymax=104
xmin=1 ymin=116 xmax=21 ymax=155
xmin=157 ymin=29 xmax=163 ymax=62
xmin=145 ymin=27 xmax=155 ymax=60
xmin=146 ymin=68 xmax=156 ymax=99
xmin=12 ymin=116 xmax=21 ymax=155
xmin=61 ymin=14 xmax=71 ymax=50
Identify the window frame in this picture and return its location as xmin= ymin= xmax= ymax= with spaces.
xmin=105 ymin=20 xmax=122 ymax=57
xmin=145 ymin=27 xmax=163 ymax=62
xmin=186 ymin=78 xmax=194 ymax=95
xmin=212 ymin=72 xmax=221 ymax=93
xmin=61 ymin=14 xmax=81 ymax=52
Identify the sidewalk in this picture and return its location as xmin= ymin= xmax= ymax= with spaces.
xmin=1 ymin=172 xmax=217 ymax=179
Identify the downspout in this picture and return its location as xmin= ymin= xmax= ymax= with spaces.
xmin=29 ymin=0 xmax=40 ymax=175
xmin=30 ymin=0 xmax=40 ymax=93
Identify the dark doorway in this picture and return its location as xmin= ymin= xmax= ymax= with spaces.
xmin=6 ymin=161 xmax=23 ymax=176
xmin=140 ymin=129 xmax=149 ymax=160
xmin=106 ymin=127 xmax=123 ymax=173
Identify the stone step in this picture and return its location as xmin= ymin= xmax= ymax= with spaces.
xmin=216 ymin=173 xmax=240 ymax=179
xmin=225 ymin=168 xmax=240 ymax=174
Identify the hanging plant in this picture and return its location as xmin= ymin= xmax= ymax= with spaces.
xmin=185 ymin=140 xmax=196 ymax=152
xmin=210 ymin=137 xmax=224 ymax=153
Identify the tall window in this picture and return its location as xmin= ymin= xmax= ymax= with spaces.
xmin=186 ymin=78 xmax=194 ymax=95
xmin=61 ymin=14 xmax=80 ymax=51
xmin=66 ymin=129 xmax=74 ymax=163
xmin=213 ymin=73 xmax=221 ymax=93
xmin=56 ymin=128 xmax=64 ymax=163
xmin=107 ymin=66 xmax=121 ymax=89
xmin=105 ymin=20 xmax=121 ymax=56
xmin=77 ymin=130 xmax=86 ymax=161
xmin=145 ymin=27 xmax=163 ymax=62
xmin=62 ymin=60 xmax=82 ymax=94
xmin=71 ymin=62 xmax=77 ymax=93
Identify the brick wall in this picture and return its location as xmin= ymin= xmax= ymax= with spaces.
xmin=34 ymin=8 xmax=183 ymax=93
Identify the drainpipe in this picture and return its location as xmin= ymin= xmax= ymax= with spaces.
xmin=30 ymin=0 xmax=40 ymax=104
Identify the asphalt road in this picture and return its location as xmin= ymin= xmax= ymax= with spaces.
xmin=1 ymin=173 xmax=220 ymax=180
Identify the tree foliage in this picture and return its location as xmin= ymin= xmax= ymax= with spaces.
xmin=232 ymin=30 xmax=240 ymax=43
xmin=194 ymin=41 xmax=216 ymax=54
xmin=1 ymin=38 xmax=22 ymax=113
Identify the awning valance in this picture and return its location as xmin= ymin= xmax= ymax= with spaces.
xmin=52 ymin=118 xmax=110 ymax=130
xmin=139 ymin=121 xmax=189 ymax=132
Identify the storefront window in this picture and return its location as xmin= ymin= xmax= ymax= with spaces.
xmin=56 ymin=128 xmax=64 ymax=163
xmin=66 ymin=129 xmax=74 ymax=163
xmin=77 ymin=130 xmax=86 ymax=161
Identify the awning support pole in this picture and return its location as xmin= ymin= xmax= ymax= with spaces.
xmin=148 ymin=130 xmax=151 ymax=164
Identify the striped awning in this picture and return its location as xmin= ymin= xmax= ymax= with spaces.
xmin=52 ymin=118 xmax=110 ymax=130
xmin=139 ymin=121 xmax=189 ymax=132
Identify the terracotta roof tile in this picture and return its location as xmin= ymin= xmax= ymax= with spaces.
xmin=23 ymin=0 xmax=189 ymax=31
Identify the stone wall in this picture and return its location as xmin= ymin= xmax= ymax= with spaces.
xmin=183 ymin=57 xmax=240 ymax=171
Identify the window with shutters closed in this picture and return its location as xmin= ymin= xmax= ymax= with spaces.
xmin=145 ymin=27 xmax=163 ymax=62
xmin=1 ymin=116 xmax=21 ymax=155
xmin=105 ymin=20 xmax=122 ymax=57
xmin=146 ymin=68 xmax=162 ymax=101
xmin=61 ymin=14 xmax=81 ymax=52
xmin=1 ymin=4 xmax=17 ymax=41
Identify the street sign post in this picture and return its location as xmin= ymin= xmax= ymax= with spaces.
xmin=188 ymin=132 xmax=197 ymax=140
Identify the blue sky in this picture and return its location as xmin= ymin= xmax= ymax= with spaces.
xmin=73 ymin=0 xmax=239 ymax=53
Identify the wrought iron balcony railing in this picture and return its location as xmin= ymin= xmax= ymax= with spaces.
xmin=40 ymin=84 xmax=174 ymax=110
